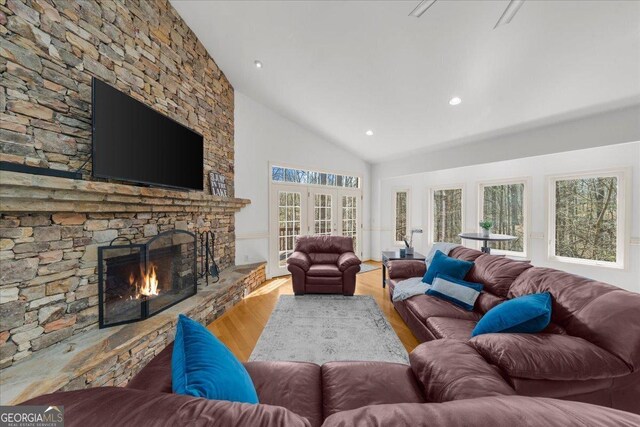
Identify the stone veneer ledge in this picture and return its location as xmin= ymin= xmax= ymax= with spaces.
xmin=0 ymin=170 xmax=251 ymax=213
xmin=0 ymin=262 xmax=266 ymax=405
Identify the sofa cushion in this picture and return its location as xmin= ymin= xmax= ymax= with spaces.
xmin=471 ymin=292 xmax=552 ymax=337
xmin=22 ymin=387 xmax=310 ymax=427
xmin=308 ymin=264 xmax=342 ymax=277
xmin=465 ymin=254 xmax=532 ymax=297
xmin=172 ymin=315 xmax=258 ymax=403
xmin=449 ymin=246 xmax=484 ymax=262
xmin=474 ymin=291 xmax=505 ymax=314
xmin=425 ymin=317 xmax=477 ymax=340
xmin=409 ymin=340 xmax=516 ymax=402
xmin=471 ymin=333 xmax=631 ymax=381
xmin=405 ymin=295 xmax=481 ymax=323
xmin=308 ymin=253 xmax=340 ymax=265
xmin=128 ymin=343 xmax=173 ymax=393
xmin=245 ymin=361 xmax=322 ymax=427
xmin=509 ymin=267 xmax=640 ymax=370
xmin=423 ymin=251 xmax=474 ymax=284
xmin=127 ymin=343 xmax=321 ymax=426
xmin=306 ymin=276 xmax=344 ymax=286
xmin=321 ymin=361 xmax=424 ymax=419
xmin=295 ymin=235 xmax=353 ymax=253
xmin=320 ymin=396 xmax=640 ymax=427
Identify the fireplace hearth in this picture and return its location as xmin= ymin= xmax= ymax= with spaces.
xmin=98 ymin=230 xmax=197 ymax=328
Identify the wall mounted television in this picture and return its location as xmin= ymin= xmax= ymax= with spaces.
xmin=92 ymin=77 xmax=204 ymax=191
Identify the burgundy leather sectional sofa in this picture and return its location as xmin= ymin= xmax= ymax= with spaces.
xmin=287 ymin=236 xmax=361 ymax=295
xmin=387 ymin=246 xmax=640 ymax=414
xmin=22 ymin=342 xmax=640 ymax=426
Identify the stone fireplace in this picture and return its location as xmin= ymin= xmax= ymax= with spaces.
xmin=0 ymin=0 xmax=268 ymax=404
xmin=98 ymin=230 xmax=197 ymax=328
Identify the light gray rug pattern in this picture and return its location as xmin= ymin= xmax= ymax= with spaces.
xmin=249 ymin=295 xmax=409 ymax=365
xmin=358 ymin=263 xmax=381 ymax=274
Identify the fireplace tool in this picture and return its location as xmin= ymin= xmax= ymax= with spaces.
xmin=199 ymin=230 xmax=220 ymax=285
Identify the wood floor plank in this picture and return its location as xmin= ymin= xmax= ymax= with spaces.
xmin=207 ymin=262 xmax=420 ymax=361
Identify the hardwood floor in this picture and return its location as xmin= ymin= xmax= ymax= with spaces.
xmin=207 ymin=261 xmax=419 ymax=361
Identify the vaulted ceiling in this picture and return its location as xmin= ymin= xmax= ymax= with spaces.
xmin=172 ymin=1 xmax=640 ymax=163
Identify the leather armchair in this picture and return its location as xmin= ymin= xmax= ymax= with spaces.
xmin=287 ymin=236 xmax=361 ymax=296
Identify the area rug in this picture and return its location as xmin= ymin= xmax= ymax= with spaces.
xmin=249 ymin=295 xmax=409 ymax=365
xmin=358 ymin=263 xmax=381 ymax=274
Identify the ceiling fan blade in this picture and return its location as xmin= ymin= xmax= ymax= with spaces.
xmin=409 ymin=0 xmax=438 ymax=18
xmin=494 ymin=0 xmax=526 ymax=29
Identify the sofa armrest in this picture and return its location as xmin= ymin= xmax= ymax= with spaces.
xmin=409 ymin=340 xmax=515 ymax=403
xmin=287 ymin=251 xmax=311 ymax=271
xmin=338 ymin=252 xmax=361 ymax=272
xmin=387 ymin=260 xmax=426 ymax=280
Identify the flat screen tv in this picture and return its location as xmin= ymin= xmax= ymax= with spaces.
xmin=92 ymin=78 xmax=204 ymax=191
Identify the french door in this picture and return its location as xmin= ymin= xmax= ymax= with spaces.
xmin=270 ymin=186 xmax=361 ymax=276
xmin=270 ymin=185 xmax=307 ymax=275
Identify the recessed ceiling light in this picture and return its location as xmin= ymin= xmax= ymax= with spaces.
xmin=254 ymin=60 xmax=263 ymax=69
xmin=365 ymin=130 xmax=374 ymax=136
xmin=449 ymin=97 xmax=462 ymax=106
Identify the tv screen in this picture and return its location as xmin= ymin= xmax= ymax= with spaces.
xmin=92 ymin=78 xmax=204 ymax=191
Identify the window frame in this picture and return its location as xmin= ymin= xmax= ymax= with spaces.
xmin=270 ymin=164 xmax=361 ymax=189
xmin=392 ymin=188 xmax=411 ymax=246
xmin=477 ymin=177 xmax=530 ymax=258
xmin=427 ymin=184 xmax=465 ymax=246
xmin=547 ymin=168 xmax=628 ymax=269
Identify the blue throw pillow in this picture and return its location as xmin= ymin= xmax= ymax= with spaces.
xmin=422 ymin=250 xmax=474 ymax=285
xmin=172 ymin=314 xmax=259 ymax=403
xmin=426 ymin=274 xmax=483 ymax=311
xmin=471 ymin=292 xmax=552 ymax=337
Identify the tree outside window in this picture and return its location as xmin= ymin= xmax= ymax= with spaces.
xmin=394 ymin=191 xmax=408 ymax=243
xmin=432 ymin=188 xmax=462 ymax=244
xmin=481 ymin=182 xmax=526 ymax=254
xmin=554 ymin=176 xmax=618 ymax=263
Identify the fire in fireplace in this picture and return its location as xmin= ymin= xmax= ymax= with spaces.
xmin=98 ymin=230 xmax=197 ymax=328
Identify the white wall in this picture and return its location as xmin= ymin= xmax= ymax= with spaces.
xmin=234 ymin=92 xmax=371 ymax=277
xmin=372 ymin=142 xmax=640 ymax=293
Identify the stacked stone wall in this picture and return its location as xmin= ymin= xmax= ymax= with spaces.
xmin=0 ymin=0 xmax=243 ymax=369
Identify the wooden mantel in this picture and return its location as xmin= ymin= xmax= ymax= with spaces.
xmin=0 ymin=171 xmax=250 ymax=213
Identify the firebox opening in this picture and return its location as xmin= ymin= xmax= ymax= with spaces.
xmin=98 ymin=230 xmax=197 ymax=328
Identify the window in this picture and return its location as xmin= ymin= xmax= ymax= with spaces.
xmin=394 ymin=190 xmax=410 ymax=244
xmin=271 ymin=166 xmax=359 ymax=188
xmin=549 ymin=170 xmax=625 ymax=268
xmin=431 ymin=187 xmax=463 ymax=244
xmin=479 ymin=180 xmax=527 ymax=255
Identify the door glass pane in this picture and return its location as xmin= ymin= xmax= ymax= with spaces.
xmin=314 ymin=193 xmax=333 ymax=236
xmin=342 ymin=195 xmax=358 ymax=252
xmin=279 ymin=191 xmax=302 ymax=267
xmin=432 ymin=188 xmax=462 ymax=244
